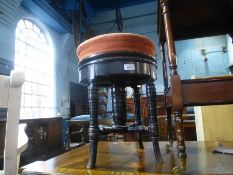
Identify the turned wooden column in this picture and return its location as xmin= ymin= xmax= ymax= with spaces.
xmin=174 ymin=111 xmax=186 ymax=158
xmin=111 ymin=84 xmax=127 ymax=126
xmin=87 ymin=83 xmax=99 ymax=169
xmin=160 ymin=42 xmax=173 ymax=145
xmin=160 ymin=42 xmax=169 ymax=89
xmin=160 ymin=0 xmax=177 ymax=76
xmin=146 ymin=83 xmax=162 ymax=163
xmin=132 ymin=86 xmax=144 ymax=149
xmin=160 ymin=0 xmax=186 ymax=160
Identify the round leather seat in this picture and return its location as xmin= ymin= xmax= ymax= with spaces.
xmin=76 ymin=33 xmax=156 ymax=62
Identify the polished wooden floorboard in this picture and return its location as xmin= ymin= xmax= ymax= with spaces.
xmin=22 ymin=141 xmax=233 ymax=175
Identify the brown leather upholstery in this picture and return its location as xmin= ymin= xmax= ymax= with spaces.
xmin=76 ymin=33 xmax=156 ymax=62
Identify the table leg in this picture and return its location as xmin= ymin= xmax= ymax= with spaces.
xmin=172 ymin=110 xmax=186 ymax=174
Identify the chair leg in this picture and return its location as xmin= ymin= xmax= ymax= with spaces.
xmin=133 ymin=86 xmax=144 ymax=149
xmin=174 ymin=111 xmax=186 ymax=158
xmin=146 ymin=83 xmax=163 ymax=163
xmin=87 ymin=83 xmax=99 ymax=169
xmin=172 ymin=110 xmax=186 ymax=174
xmin=167 ymin=107 xmax=173 ymax=146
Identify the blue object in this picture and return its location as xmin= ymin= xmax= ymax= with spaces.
xmin=65 ymin=0 xmax=79 ymax=11
xmin=83 ymin=0 xmax=95 ymax=20
xmin=90 ymin=0 xmax=155 ymax=13
xmin=70 ymin=115 xmax=91 ymax=121
xmin=127 ymin=113 xmax=134 ymax=120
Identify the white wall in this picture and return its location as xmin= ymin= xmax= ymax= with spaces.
xmin=0 ymin=0 xmax=78 ymax=117
xmin=227 ymin=35 xmax=233 ymax=66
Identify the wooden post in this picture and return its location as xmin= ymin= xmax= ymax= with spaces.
xmin=146 ymin=83 xmax=162 ymax=163
xmin=160 ymin=0 xmax=178 ymax=75
xmin=160 ymin=1 xmax=186 ymax=172
xmin=160 ymin=42 xmax=173 ymax=145
xmin=87 ymin=83 xmax=99 ymax=169
xmin=160 ymin=42 xmax=169 ymax=90
xmin=133 ymin=86 xmax=144 ymax=149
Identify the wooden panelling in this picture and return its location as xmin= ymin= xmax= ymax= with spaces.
xmin=21 ymin=117 xmax=64 ymax=165
xmin=0 ymin=121 xmax=5 ymax=159
xmin=0 ymin=117 xmax=64 ymax=168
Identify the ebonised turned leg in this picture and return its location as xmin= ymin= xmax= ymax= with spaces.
xmin=111 ymin=84 xmax=127 ymax=126
xmin=133 ymin=86 xmax=144 ymax=149
xmin=146 ymin=83 xmax=162 ymax=163
xmin=87 ymin=83 xmax=99 ymax=169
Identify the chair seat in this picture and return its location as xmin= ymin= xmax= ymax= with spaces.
xmin=76 ymin=33 xmax=156 ymax=62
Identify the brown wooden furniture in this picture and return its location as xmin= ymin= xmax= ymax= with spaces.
xmin=127 ymin=95 xmax=167 ymax=120
xmin=0 ymin=117 xmax=64 ymax=168
xmin=157 ymin=0 xmax=233 ymax=173
xmin=0 ymin=120 xmax=5 ymax=162
xmin=21 ymin=117 xmax=64 ymax=166
xmin=22 ymin=141 xmax=233 ymax=175
xmin=127 ymin=96 xmax=167 ymax=141
xmin=126 ymin=96 xmax=196 ymax=141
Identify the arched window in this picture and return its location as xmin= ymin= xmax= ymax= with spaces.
xmin=15 ymin=19 xmax=54 ymax=119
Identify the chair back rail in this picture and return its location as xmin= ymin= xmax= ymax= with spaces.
xmin=0 ymin=71 xmax=25 ymax=175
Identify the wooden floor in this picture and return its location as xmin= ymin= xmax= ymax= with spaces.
xmin=22 ymin=141 xmax=233 ymax=175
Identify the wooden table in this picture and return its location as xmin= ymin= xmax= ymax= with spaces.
xmin=157 ymin=0 xmax=233 ymax=172
xmin=22 ymin=141 xmax=233 ymax=175
xmin=157 ymin=0 xmax=233 ymax=42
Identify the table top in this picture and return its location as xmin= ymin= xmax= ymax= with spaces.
xmin=22 ymin=141 xmax=233 ymax=175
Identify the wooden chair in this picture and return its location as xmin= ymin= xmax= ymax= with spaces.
xmin=157 ymin=0 xmax=233 ymax=173
xmin=0 ymin=70 xmax=26 ymax=175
